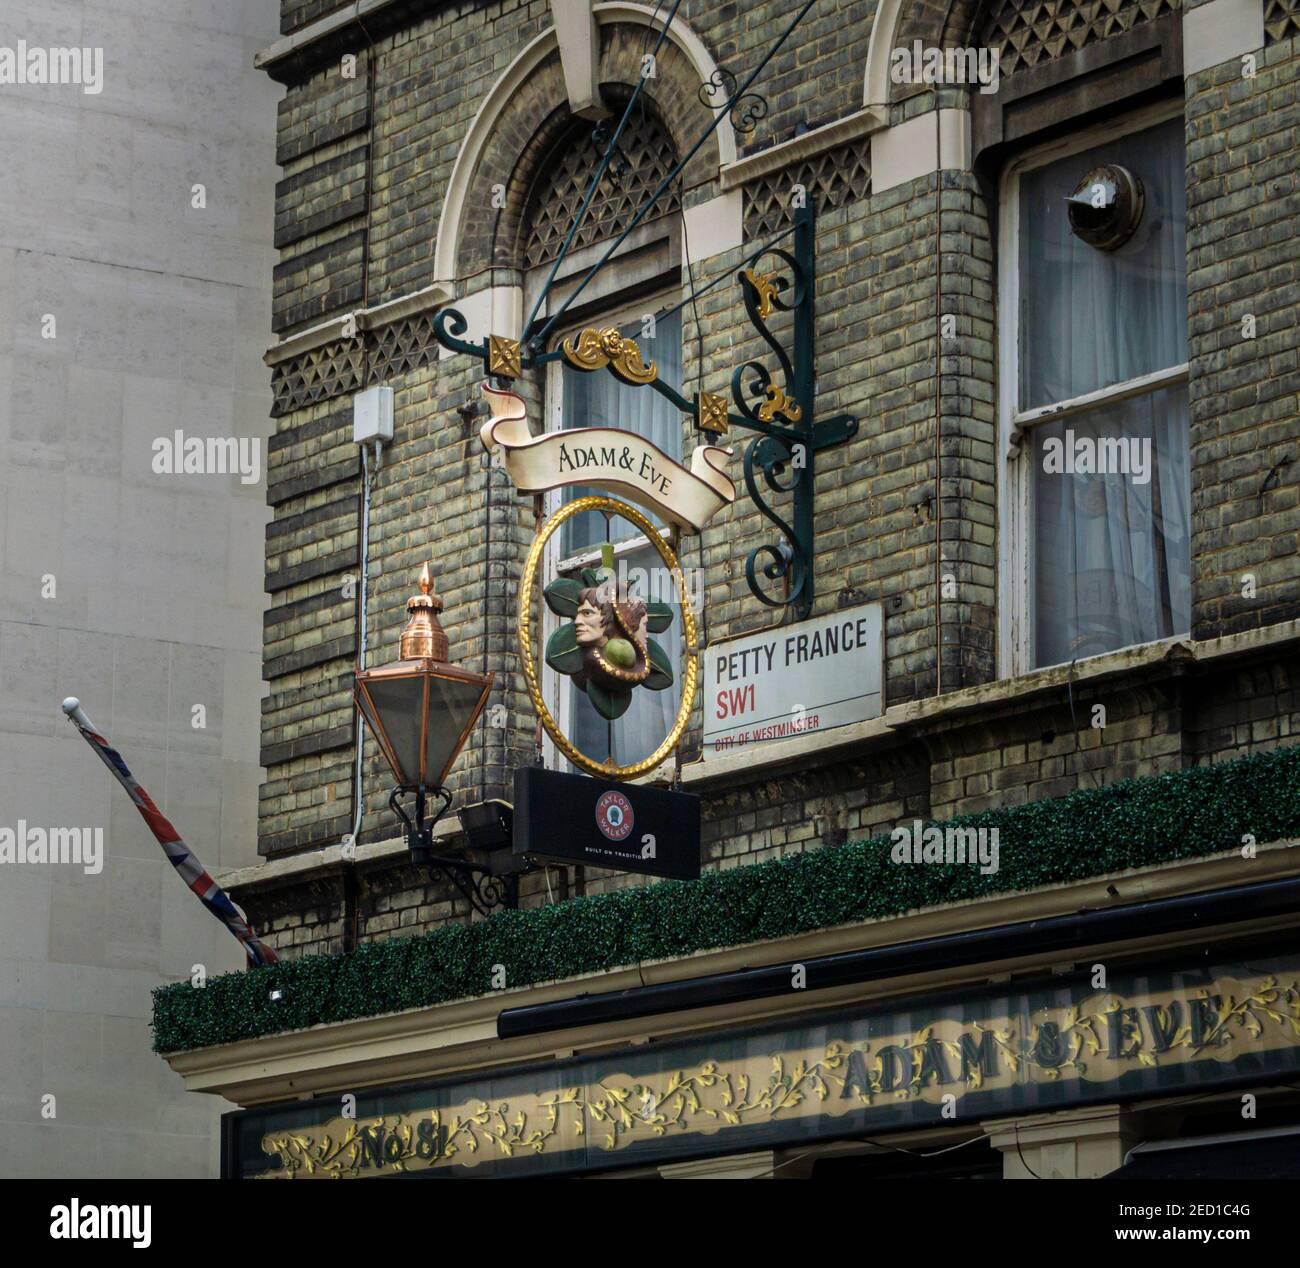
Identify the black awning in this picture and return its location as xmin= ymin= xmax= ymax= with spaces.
xmin=1109 ymin=1131 xmax=1300 ymax=1178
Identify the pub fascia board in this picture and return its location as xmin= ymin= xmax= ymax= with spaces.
xmin=168 ymin=839 xmax=1300 ymax=1107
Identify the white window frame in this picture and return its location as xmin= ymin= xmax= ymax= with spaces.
xmin=541 ymin=292 xmax=682 ymax=770
xmin=996 ymin=98 xmax=1189 ymax=677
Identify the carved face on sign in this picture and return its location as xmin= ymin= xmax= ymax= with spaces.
xmin=573 ymin=595 xmax=607 ymax=647
xmin=543 ymin=568 xmax=674 ymax=721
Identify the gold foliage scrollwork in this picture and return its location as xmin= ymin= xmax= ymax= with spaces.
xmin=561 ymin=327 xmax=658 ymax=385
xmin=255 ymin=975 xmax=1300 ymax=1178
xmin=743 ymin=267 xmax=780 ymax=318
xmin=756 ymin=382 xmax=802 ymax=424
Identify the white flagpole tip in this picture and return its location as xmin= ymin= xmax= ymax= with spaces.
xmin=61 ymin=698 xmax=94 ymax=730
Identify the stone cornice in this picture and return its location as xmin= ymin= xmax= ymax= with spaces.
xmin=255 ymin=1 xmax=411 ymax=83
xmin=263 ymin=282 xmax=454 ymax=366
xmin=168 ymin=840 xmax=1300 ymax=1106
xmin=718 ymin=106 xmax=884 ymax=191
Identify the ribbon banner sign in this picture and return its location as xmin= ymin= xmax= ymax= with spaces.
xmin=479 ymin=385 xmax=735 ymax=533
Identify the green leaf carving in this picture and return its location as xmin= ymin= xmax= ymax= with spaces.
xmin=643 ymin=638 xmax=674 ymax=690
xmin=645 ymin=601 xmax=674 ymax=633
xmin=587 ymin=680 xmax=633 ymax=720
xmin=543 ymin=577 xmax=584 ymax=618
xmin=544 ymin=623 xmax=585 ymax=676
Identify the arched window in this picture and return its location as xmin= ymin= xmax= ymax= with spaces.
xmin=522 ymin=97 xmax=686 ymax=770
xmin=521 ymin=104 xmax=681 ymax=270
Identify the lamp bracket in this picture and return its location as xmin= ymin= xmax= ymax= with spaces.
xmin=388 ymin=785 xmax=525 ymax=916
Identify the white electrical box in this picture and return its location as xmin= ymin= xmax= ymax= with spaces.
xmin=353 ymin=385 xmax=394 ymax=444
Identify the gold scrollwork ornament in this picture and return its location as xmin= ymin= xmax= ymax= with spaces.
xmin=561 ymin=327 xmax=658 ymax=385
xmin=743 ymin=267 xmax=780 ymax=317
xmin=757 ymin=383 xmax=802 ymax=424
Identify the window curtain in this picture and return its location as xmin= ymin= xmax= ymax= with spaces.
xmin=1019 ymin=117 xmax=1191 ymax=666
xmin=1019 ymin=116 xmax=1187 ymax=408
xmin=562 ymin=310 xmax=684 ymax=766
xmin=1030 ymin=384 xmax=1191 ymax=667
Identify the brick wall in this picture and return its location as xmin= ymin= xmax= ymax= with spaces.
xmin=238 ymin=641 xmax=1300 ymax=958
xmin=247 ymin=1 xmax=1299 ymax=956
xmin=1185 ymin=36 xmax=1300 ymax=638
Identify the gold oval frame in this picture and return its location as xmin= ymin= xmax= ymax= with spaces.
xmin=519 ymin=496 xmax=699 ymax=780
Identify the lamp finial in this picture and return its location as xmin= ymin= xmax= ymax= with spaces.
xmin=400 ymin=561 xmax=449 ymax=660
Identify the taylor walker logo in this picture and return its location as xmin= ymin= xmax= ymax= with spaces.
xmin=0 ymin=821 xmax=103 ymax=875
xmin=890 ymin=42 xmax=1000 ymax=94
xmin=595 ymin=790 xmax=634 ymax=842
xmin=890 ymin=820 xmax=999 ymax=875
xmin=50 ymin=1201 xmax=151 ymax=1249
xmin=151 ymin=430 xmax=262 ymax=485
xmin=0 ymin=42 xmax=104 ymax=94
xmin=1041 ymin=429 xmax=1151 ymax=485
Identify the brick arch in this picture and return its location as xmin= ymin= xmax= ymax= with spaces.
xmin=436 ymin=6 xmax=734 ymax=286
xmin=890 ymin=0 xmax=989 ymax=52
xmin=456 ymin=55 xmax=570 ymax=279
xmin=594 ymin=21 xmax=721 ymax=195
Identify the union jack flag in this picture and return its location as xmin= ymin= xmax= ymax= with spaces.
xmin=62 ymin=697 xmax=278 ymax=969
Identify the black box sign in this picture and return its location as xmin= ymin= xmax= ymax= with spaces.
xmin=513 ymin=766 xmax=701 ymax=880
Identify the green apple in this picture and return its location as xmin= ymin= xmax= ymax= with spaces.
xmin=604 ymin=637 xmax=637 ymax=668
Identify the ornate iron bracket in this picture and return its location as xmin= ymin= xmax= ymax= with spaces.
xmin=427 ymin=202 xmax=856 ymax=620
xmin=697 ymin=67 xmax=768 ymax=135
xmin=388 ymin=785 xmax=521 ymax=916
xmin=725 ymin=201 xmax=857 ymax=618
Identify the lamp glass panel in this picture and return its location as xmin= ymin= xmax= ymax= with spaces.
xmin=424 ymin=676 xmax=489 ymax=786
xmin=355 ymin=686 xmax=388 ymax=768
xmin=362 ymin=675 xmax=426 ymax=785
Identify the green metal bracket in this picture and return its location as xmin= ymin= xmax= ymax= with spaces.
xmin=428 ymin=201 xmax=857 ymax=621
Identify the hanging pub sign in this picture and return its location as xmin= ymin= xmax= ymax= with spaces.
xmin=513 ymin=766 xmax=700 ymax=880
xmin=223 ymin=946 xmax=1300 ymax=1179
xmin=479 ymin=383 xmax=734 ymax=534
xmin=481 ymin=381 xmax=733 ymax=783
xmin=703 ymin=602 xmax=883 ymax=758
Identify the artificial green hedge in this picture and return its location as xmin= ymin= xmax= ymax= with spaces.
xmin=152 ymin=742 xmax=1300 ymax=1053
